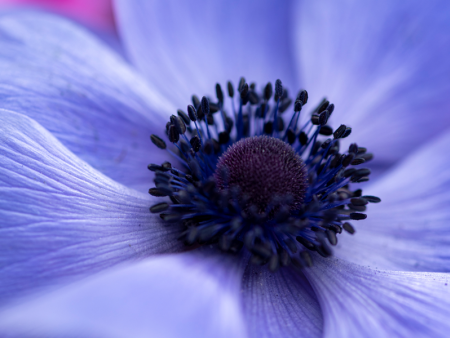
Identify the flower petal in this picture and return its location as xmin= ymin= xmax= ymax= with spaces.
xmin=0 ymin=11 xmax=175 ymax=190
xmin=115 ymin=0 xmax=298 ymax=106
xmin=335 ymin=129 xmax=450 ymax=272
xmin=303 ymin=257 xmax=450 ymax=338
xmin=241 ymin=263 xmax=323 ymax=338
xmin=294 ymin=0 xmax=450 ymax=166
xmin=0 ymin=110 xmax=182 ymax=306
xmin=0 ymin=251 xmax=247 ymax=338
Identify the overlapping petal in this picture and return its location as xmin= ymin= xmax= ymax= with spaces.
xmin=295 ymin=0 xmax=450 ymax=166
xmin=334 ymin=129 xmax=450 ymax=272
xmin=303 ymin=257 xmax=450 ymax=338
xmin=0 ymin=11 xmax=175 ymax=191
xmin=115 ymin=0 xmax=297 ymax=107
xmin=241 ymin=263 xmax=323 ymax=338
xmin=0 ymin=251 xmax=247 ymax=338
xmin=0 ymin=110 xmax=182 ymax=307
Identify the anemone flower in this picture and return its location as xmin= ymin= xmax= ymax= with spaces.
xmin=1 ymin=1 xmax=450 ymax=337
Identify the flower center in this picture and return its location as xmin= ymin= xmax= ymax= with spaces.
xmin=215 ymin=135 xmax=307 ymax=215
xmin=147 ymin=77 xmax=381 ymax=271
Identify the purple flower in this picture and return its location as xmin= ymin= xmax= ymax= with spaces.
xmin=1 ymin=1 xmax=450 ymax=337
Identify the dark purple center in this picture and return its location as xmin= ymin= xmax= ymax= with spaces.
xmin=215 ymin=136 xmax=307 ymax=214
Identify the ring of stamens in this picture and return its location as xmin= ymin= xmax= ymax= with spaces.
xmin=148 ymin=78 xmax=380 ymax=271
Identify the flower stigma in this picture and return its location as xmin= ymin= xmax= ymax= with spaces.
xmin=148 ymin=78 xmax=381 ymax=271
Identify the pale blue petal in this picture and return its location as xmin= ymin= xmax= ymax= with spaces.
xmin=0 ymin=11 xmax=176 ymax=191
xmin=303 ymin=257 xmax=450 ymax=338
xmin=0 ymin=251 xmax=247 ymax=338
xmin=335 ymin=129 xmax=450 ymax=272
xmin=241 ymin=263 xmax=322 ymax=338
xmin=294 ymin=0 xmax=450 ymax=166
xmin=0 ymin=110 xmax=182 ymax=307
xmin=115 ymin=0 xmax=297 ymax=107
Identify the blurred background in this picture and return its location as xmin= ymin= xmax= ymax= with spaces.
xmin=0 ymin=0 xmax=116 ymax=33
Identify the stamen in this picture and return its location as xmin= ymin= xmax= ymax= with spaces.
xmin=148 ymin=78 xmax=379 ymax=270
